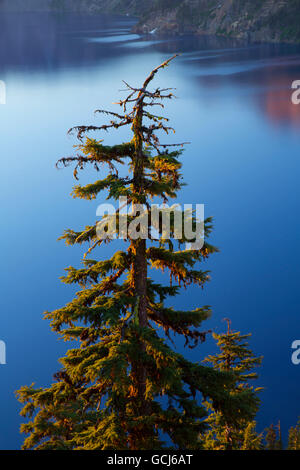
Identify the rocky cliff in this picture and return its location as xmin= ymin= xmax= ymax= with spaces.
xmin=133 ymin=0 xmax=300 ymax=44
xmin=1 ymin=0 xmax=300 ymax=44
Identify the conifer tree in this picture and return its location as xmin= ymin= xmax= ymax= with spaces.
xmin=265 ymin=422 xmax=283 ymax=450
xmin=276 ymin=421 xmax=283 ymax=450
xmin=241 ymin=422 xmax=263 ymax=450
xmin=200 ymin=320 xmax=262 ymax=450
xmin=288 ymin=419 xmax=300 ymax=450
xmin=17 ymin=56 xmax=238 ymax=450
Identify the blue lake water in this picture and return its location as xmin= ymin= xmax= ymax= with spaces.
xmin=0 ymin=12 xmax=300 ymax=449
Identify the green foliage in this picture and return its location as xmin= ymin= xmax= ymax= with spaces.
xmin=200 ymin=321 xmax=263 ymax=450
xmin=288 ymin=418 xmax=300 ymax=450
xmin=241 ymin=422 xmax=263 ymax=450
xmin=265 ymin=422 xmax=283 ymax=450
xmin=16 ymin=57 xmax=240 ymax=450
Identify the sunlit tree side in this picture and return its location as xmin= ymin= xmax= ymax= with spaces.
xmin=287 ymin=418 xmax=300 ymax=450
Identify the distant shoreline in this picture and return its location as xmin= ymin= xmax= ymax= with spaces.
xmin=1 ymin=2 xmax=300 ymax=46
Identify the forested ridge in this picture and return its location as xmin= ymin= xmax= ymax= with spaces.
xmin=1 ymin=0 xmax=300 ymax=43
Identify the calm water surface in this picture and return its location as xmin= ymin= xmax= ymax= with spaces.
xmin=0 ymin=12 xmax=300 ymax=448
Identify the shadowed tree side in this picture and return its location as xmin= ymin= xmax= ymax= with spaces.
xmin=17 ymin=57 xmax=239 ymax=450
xmin=265 ymin=422 xmax=283 ymax=450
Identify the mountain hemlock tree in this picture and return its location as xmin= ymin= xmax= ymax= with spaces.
xmin=241 ymin=422 xmax=263 ymax=451
xmin=288 ymin=418 xmax=300 ymax=450
xmin=265 ymin=422 xmax=283 ymax=450
xmin=17 ymin=56 xmax=236 ymax=450
xmin=200 ymin=320 xmax=263 ymax=450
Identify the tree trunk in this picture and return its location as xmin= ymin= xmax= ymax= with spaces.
xmin=129 ymin=97 xmax=153 ymax=449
